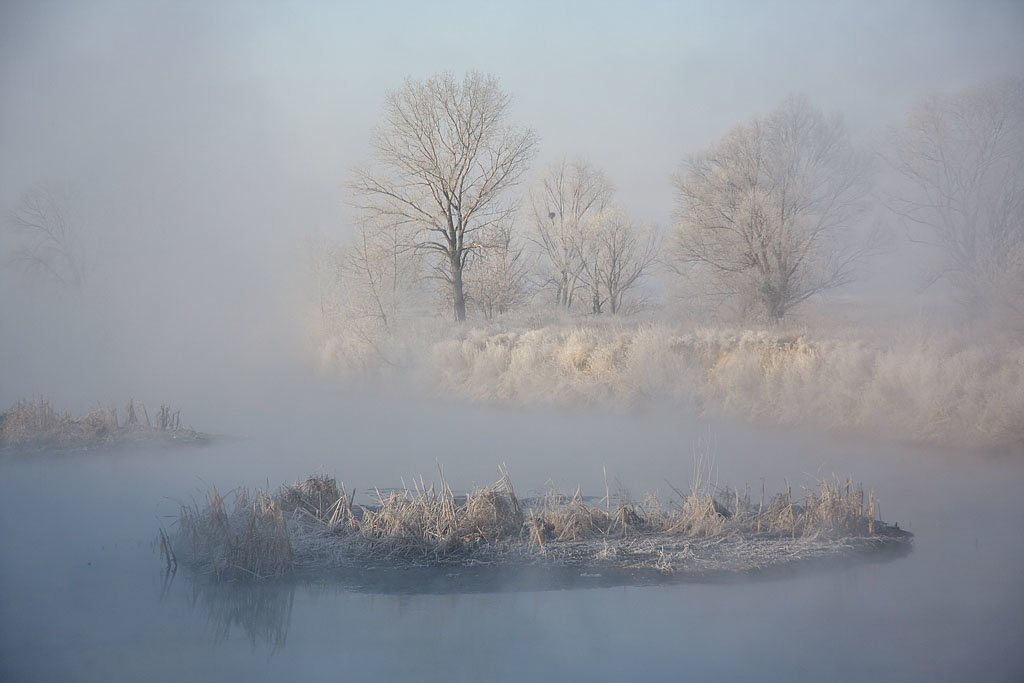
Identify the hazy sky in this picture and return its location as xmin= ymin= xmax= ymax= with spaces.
xmin=1 ymin=0 xmax=1022 ymax=406
xmin=3 ymin=1 xmax=1022 ymax=223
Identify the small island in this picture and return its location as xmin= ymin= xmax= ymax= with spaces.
xmin=0 ymin=397 xmax=207 ymax=452
xmin=169 ymin=469 xmax=912 ymax=583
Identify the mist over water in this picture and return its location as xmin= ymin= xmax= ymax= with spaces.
xmin=1 ymin=393 xmax=1022 ymax=682
xmin=3 ymin=1 xmax=1024 ymax=681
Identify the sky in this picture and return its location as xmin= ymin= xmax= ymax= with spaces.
xmin=3 ymin=1 xmax=1022 ymax=224
xmin=1 ymin=0 xmax=1022 ymax=406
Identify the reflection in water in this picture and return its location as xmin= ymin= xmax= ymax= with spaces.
xmin=168 ymin=571 xmax=296 ymax=653
xmin=170 ymin=540 xmax=912 ymax=654
xmin=2 ymin=406 xmax=1020 ymax=681
xmin=159 ymin=565 xmax=175 ymax=602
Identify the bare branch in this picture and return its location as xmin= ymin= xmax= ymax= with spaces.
xmin=350 ymin=72 xmax=537 ymax=321
xmin=7 ymin=186 xmax=87 ymax=291
xmin=528 ymin=159 xmax=615 ymax=310
xmin=886 ymin=78 xmax=1024 ymax=324
xmin=670 ymin=95 xmax=872 ymax=321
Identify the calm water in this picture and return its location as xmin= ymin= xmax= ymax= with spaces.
xmin=2 ymin=395 xmax=1022 ymax=682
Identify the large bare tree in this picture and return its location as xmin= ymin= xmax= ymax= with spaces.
xmin=529 ymin=159 xmax=614 ymax=309
xmin=888 ymin=79 xmax=1024 ymax=323
xmin=671 ymin=96 xmax=872 ymax=321
xmin=352 ymin=72 xmax=537 ymax=321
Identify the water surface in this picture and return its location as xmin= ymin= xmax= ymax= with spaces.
xmin=1 ymin=395 xmax=1021 ymax=682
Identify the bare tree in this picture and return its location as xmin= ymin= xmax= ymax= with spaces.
xmin=335 ymin=218 xmax=423 ymax=335
xmin=671 ymin=95 xmax=872 ymax=321
xmin=466 ymin=222 xmax=531 ymax=321
xmin=577 ymin=207 xmax=659 ymax=314
xmin=888 ymin=79 xmax=1024 ymax=323
xmin=307 ymin=233 xmax=346 ymax=337
xmin=529 ymin=159 xmax=614 ymax=309
xmin=352 ymin=72 xmax=538 ymax=322
xmin=307 ymin=218 xmax=425 ymax=367
xmin=8 ymin=187 xmax=86 ymax=290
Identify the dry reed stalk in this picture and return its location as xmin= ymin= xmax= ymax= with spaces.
xmin=757 ymin=480 xmax=764 ymax=533
xmin=869 ymin=491 xmax=875 ymax=535
xmin=158 ymin=527 xmax=177 ymax=570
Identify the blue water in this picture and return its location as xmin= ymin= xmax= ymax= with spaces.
xmin=2 ymin=398 xmax=1022 ymax=682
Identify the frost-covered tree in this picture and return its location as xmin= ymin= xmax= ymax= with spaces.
xmin=338 ymin=217 xmax=424 ymax=338
xmin=466 ymin=223 xmax=531 ymax=321
xmin=671 ymin=96 xmax=872 ymax=321
xmin=7 ymin=186 xmax=86 ymax=291
xmin=888 ymin=79 xmax=1024 ymax=324
xmin=307 ymin=217 xmax=423 ymax=358
xmin=578 ymin=207 xmax=659 ymax=314
xmin=529 ymin=160 xmax=614 ymax=309
xmin=352 ymin=72 xmax=538 ymax=322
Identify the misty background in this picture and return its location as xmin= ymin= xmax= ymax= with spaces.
xmin=3 ymin=0 xmax=1024 ymax=419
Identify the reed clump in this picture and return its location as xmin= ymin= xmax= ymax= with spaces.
xmin=170 ymin=467 xmax=908 ymax=582
xmin=178 ymin=488 xmax=293 ymax=581
xmin=0 ymin=396 xmax=202 ymax=451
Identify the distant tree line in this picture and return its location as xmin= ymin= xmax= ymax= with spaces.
xmin=310 ymin=71 xmax=1022 ymax=334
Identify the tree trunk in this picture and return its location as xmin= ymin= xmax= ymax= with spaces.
xmin=451 ymin=255 xmax=467 ymax=321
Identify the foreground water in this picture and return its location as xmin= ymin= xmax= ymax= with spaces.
xmin=1 ymin=392 xmax=1022 ymax=682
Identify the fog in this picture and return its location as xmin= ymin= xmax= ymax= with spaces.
xmin=3 ymin=1 xmax=1023 ymax=406
xmin=2 ymin=1 xmax=1023 ymax=681
xmin=2 ymin=399 xmax=1022 ymax=681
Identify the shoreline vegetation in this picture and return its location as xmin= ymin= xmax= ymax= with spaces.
xmin=171 ymin=467 xmax=912 ymax=583
xmin=318 ymin=321 xmax=1024 ymax=450
xmin=0 ymin=397 xmax=207 ymax=452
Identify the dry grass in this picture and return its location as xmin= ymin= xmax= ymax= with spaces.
xmin=171 ymin=466 xmax=907 ymax=582
xmin=0 ymin=397 xmax=202 ymax=451
xmin=320 ymin=318 xmax=1024 ymax=449
xmin=178 ymin=488 xmax=293 ymax=581
xmin=355 ymin=466 xmax=522 ymax=560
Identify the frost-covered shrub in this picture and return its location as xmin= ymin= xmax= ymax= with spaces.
xmin=317 ymin=315 xmax=1024 ymax=449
